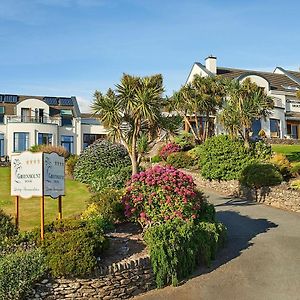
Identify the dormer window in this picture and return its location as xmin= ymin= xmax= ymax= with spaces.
xmin=61 ymin=110 xmax=73 ymax=127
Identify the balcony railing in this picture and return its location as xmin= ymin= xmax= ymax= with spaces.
xmin=6 ymin=116 xmax=60 ymax=125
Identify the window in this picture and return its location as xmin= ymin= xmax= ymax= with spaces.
xmin=61 ymin=135 xmax=74 ymax=154
xmin=61 ymin=110 xmax=73 ymax=127
xmin=38 ymin=133 xmax=52 ymax=145
xmin=270 ymin=119 xmax=280 ymax=138
xmin=83 ymin=134 xmax=106 ymax=149
xmin=14 ymin=132 xmax=29 ymax=152
xmin=0 ymin=107 xmax=4 ymax=124
xmin=0 ymin=134 xmax=4 ymax=156
xmin=251 ymin=119 xmax=261 ymax=137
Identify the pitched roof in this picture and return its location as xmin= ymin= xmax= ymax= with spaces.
xmin=216 ymin=67 xmax=300 ymax=92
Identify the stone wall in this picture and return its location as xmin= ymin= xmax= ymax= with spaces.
xmin=266 ymin=138 xmax=300 ymax=145
xmin=30 ymin=257 xmax=155 ymax=300
xmin=184 ymin=170 xmax=300 ymax=213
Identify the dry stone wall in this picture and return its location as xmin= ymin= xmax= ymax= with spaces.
xmin=184 ymin=170 xmax=300 ymax=213
xmin=30 ymin=257 xmax=155 ymax=300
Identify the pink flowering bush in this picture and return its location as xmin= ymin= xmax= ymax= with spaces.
xmin=159 ymin=143 xmax=181 ymax=160
xmin=122 ymin=165 xmax=206 ymax=226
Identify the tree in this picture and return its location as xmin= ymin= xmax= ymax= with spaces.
xmin=296 ymin=90 xmax=300 ymax=100
xmin=169 ymin=75 xmax=226 ymax=143
xmin=219 ymin=78 xmax=274 ymax=148
xmin=92 ymin=74 xmax=181 ymax=175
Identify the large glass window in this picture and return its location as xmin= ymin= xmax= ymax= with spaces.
xmin=83 ymin=134 xmax=106 ymax=149
xmin=251 ymin=119 xmax=261 ymax=137
xmin=0 ymin=134 xmax=4 ymax=156
xmin=38 ymin=133 xmax=52 ymax=145
xmin=61 ymin=135 xmax=74 ymax=154
xmin=14 ymin=132 xmax=29 ymax=152
xmin=270 ymin=119 xmax=280 ymax=138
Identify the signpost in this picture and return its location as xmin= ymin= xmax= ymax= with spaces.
xmin=11 ymin=151 xmax=65 ymax=240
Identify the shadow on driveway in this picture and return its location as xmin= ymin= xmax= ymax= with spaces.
xmin=189 ymin=210 xmax=278 ymax=280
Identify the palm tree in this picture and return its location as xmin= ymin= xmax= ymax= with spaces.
xmin=219 ymin=78 xmax=274 ymax=147
xmin=169 ymin=75 xmax=226 ymax=143
xmin=92 ymin=74 xmax=180 ymax=175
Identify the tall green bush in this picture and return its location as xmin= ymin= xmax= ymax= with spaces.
xmin=144 ymin=220 xmax=226 ymax=288
xmin=74 ymin=140 xmax=131 ymax=192
xmin=239 ymin=163 xmax=283 ymax=189
xmin=0 ymin=249 xmax=47 ymax=300
xmin=166 ymin=152 xmax=194 ymax=169
xmin=195 ymin=135 xmax=271 ymax=181
xmin=43 ymin=218 xmax=107 ymax=277
xmin=0 ymin=210 xmax=17 ymax=240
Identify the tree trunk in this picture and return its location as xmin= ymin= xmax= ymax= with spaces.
xmin=130 ymin=152 xmax=138 ymax=175
xmin=244 ymin=128 xmax=250 ymax=148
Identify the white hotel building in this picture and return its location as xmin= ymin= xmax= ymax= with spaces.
xmin=186 ymin=56 xmax=300 ymax=139
xmin=0 ymin=95 xmax=108 ymax=160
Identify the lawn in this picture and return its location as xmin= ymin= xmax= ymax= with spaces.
xmin=271 ymin=144 xmax=300 ymax=163
xmin=0 ymin=167 xmax=91 ymax=231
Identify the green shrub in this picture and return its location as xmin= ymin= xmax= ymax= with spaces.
xmin=197 ymin=135 xmax=254 ymax=181
xmin=269 ymin=153 xmax=291 ymax=179
xmin=151 ymin=155 xmax=162 ymax=163
xmin=250 ymin=140 xmax=272 ymax=160
xmin=144 ymin=219 xmax=226 ymax=288
xmin=0 ymin=231 xmax=37 ymax=258
xmin=166 ymin=151 xmax=194 ymax=169
xmin=82 ymin=188 xmax=124 ymax=223
xmin=88 ymin=166 xmax=132 ymax=192
xmin=239 ymin=163 xmax=283 ymax=189
xmin=291 ymin=162 xmax=300 ymax=176
xmin=0 ymin=249 xmax=47 ymax=300
xmin=174 ymin=131 xmax=194 ymax=150
xmin=66 ymin=155 xmax=78 ymax=177
xmin=290 ymin=179 xmax=300 ymax=190
xmin=43 ymin=218 xmax=107 ymax=277
xmin=0 ymin=210 xmax=17 ymax=240
xmin=74 ymin=140 xmax=131 ymax=192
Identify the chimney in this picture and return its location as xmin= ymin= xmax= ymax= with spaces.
xmin=205 ymin=55 xmax=217 ymax=74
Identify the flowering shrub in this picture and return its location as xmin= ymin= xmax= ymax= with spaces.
xmin=122 ymin=165 xmax=205 ymax=226
xmin=159 ymin=143 xmax=181 ymax=160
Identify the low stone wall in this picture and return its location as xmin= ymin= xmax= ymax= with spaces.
xmin=30 ymin=257 xmax=155 ymax=300
xmin=266 ymin=138 xmax=300 ymax=145
xmin=184 ymin=170 xmax=300 ymax=213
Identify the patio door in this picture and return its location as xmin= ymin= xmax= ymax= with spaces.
xmin=21 ymin=108 xmax=30 ymax=122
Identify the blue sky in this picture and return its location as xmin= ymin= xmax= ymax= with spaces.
xmin=0 ymin=0 xmax=299 ymax=112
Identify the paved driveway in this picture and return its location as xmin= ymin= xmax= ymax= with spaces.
xmin=135 ymin=190 xmax=300 ymax=300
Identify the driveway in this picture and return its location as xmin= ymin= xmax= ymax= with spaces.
xmin=135 ymin=190 xmax=300 ymax=300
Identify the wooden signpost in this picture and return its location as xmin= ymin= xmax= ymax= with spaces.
xmin=11 ymin=151 xmax=65 ymax=240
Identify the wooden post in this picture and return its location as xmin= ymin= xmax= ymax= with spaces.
xmin=58 ymin=196 xmax=62 ymax=220
xmin=15 ymin=196 xmax=19 ymax=230
xmin=40 ymin=196 xmax=45 ymax=240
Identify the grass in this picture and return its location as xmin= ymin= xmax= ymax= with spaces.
xmin=0 ymin=167 xmax=90 ymax=231
xmin=271 ymin=144 xmax=300 ymax=162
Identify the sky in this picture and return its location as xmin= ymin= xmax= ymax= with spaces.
xmin=0 ymin=0 xmax=299 ymax=112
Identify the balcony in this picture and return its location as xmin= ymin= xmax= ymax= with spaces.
xmin=6 ymin=116 xmax=60 ymax=125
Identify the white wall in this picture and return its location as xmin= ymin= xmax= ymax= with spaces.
xmin=6 ymin=123 xmax=58 ymax=157
xmin=16 ymin=98 xmax=50 ymax=117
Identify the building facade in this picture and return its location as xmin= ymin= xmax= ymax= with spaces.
xmin=186 ymin=56 xmax=300 ymax=139
xmin=0 ymin=94 xmax=108 ymax=159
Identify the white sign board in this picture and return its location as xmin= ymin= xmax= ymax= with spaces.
xmin=11 ymin=151 xmax=65 ymax=199
xmin=11 ymin=152 xmax=43 ymax=199
xmin=43 ymin=152 xmax=65 ymax=198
